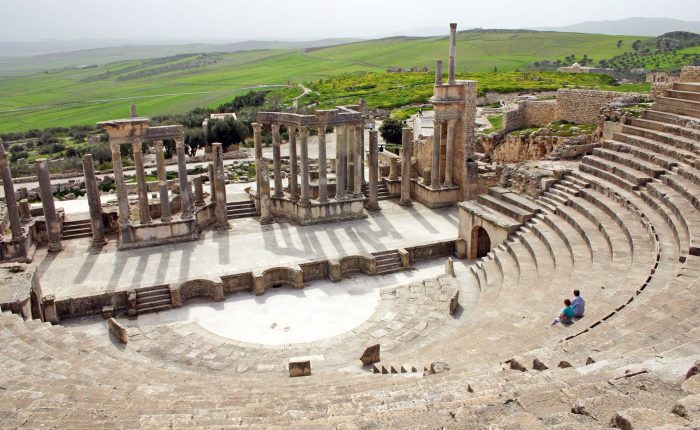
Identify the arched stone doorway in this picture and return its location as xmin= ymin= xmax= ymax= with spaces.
xmin=470 ymin=226 xmax=491 ymax=259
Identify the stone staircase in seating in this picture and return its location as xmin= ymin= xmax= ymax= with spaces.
xmin=135 ymin=285 xmax=173 ymax=315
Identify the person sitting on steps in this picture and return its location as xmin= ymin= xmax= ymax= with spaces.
xmin=571 ymin=289 xmax=585 ymax=319
xmin=548 ymin=299 xmax=575 ymax=328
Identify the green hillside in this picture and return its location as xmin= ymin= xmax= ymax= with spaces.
xmin=0 ymin=31 xmax=653 ymax=133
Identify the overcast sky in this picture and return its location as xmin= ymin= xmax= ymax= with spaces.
xmin=1 ymin=0 xmax=699 ymax=42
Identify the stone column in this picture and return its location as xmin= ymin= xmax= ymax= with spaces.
xmin=288 ymin=126 xmax=299 ymax=202
xmin=259 ymin=163 xmax=273 ymax=224
xmin=110 ymin=141 xmax=130 ymax=228
xmin=317 ymin=124 xmax=329 ymax=203
xmin=82 ymin=154 xmax=106 ymax=247
xmin=399 ymin=128 xmax=413 ymax=207
xmin=208 ymin=164 xmax=216 ymax=203
xmin=448 ymin=23 xmax=457 ymax=85
xmin=366 ymin=130 xmax=380 ymax=211
xmin=299 ymin=126 xmax=310 ymax=207
xmin=193 ymin=177 xmax=205 ymax=207
xmin=176 ymin=138 xmax=193 ymax=220
xmin=132 ymin=139 xmax=151 ymax=224
xmin=212 ymin=142 xmax=230 ymax=230
xmin=445 ymin=120 xmax=456 ymax=187
xmin=431 ymin=120 xmax=441 ymax=189
xmin=347 ymin=124 xmax=355 ymax=193
xmin=153 ymin=140 xmax=171 ymax=222
xmin=389 ymin=158 xmax=399 ymax=180
xmin=19 ymin=200 xmax=32 ymax=223
xmin=353 ymin=123 xmax=362 ymax=197
xmin=435 ymin=60 xmax=443 ymax=86
xmin=0 ymin=142 xmax=23 ymax=240
xmin=359 ymin=121 xmax=366 ymax=185
xmin=336 ymin=125 xmax=347 ymax=200
xmin=253 ymin=123 xmax=263 ymax=198
xmin=37 ymin=159 xmax=63 ymax=252
xmin=271 ymin=124 xmax=283 ymax=198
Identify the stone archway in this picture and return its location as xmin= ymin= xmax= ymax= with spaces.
xmin=470 ymin=226 xmax=491 ymax=259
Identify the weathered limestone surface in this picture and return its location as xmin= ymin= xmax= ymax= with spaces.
xmin=212 ymin=143 xmax=229 ymax=230
xmin=82 ymin=154 xmax=106 ymax=247
xmin=37 ymin=159 xmax=63 ymax=252
xmin=399 ymin=128 xmax=413 ymax=207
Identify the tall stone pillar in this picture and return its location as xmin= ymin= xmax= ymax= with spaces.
xmin=259 ymin=163 xmax=273 ymax=225
xmin=317 ymin=123 xmax=329 ymax=203
xmin=132 ymin=139 xmax=151 ymax=224
xmin=0 ymin=142 xmax=23 ymax=240
xmin=435 ymin=60 xmax=443 ymax=86
xmin=19 ymin=200 xmax=32 ymax=223
xmin=253 ymin=123 xmax=263 ymax=199
xmin=431 ymin=120 xmax=441 ymax=189
xmin=154 ymin=140 xmax=171 ymax=222
xmin=399 ymin=128 xmax=413 ymax=207
xmin=193 ymin=177 xmax=205 ymax=207
xmin=288 ymin=126 xmax=299 ymax=202
xmin=445 ymin=120 xmax=456 ymax=187
xmin=271 ymin=124 xmax=283 ymax=198
xmin=366 ymin=130 xmax=380 ymax=211
xmin=212 ymin=142 xmax=230 ymax=230
xmin=448 ymin=23 xmax=457 ymax=85
xmin=336 ymin=125 xmax=347 ymax=200
xmin=353 ymin=123 xmax=362 ymax=197
xmin=110 ymin=141 xmax=130 ymax=228
xmin=347 ymin=124 xmax=355 ymax=193
xmin=176 ymin=138 xmax=193 ymax=220
xmin=359 ymin=121 xmax=366 ymax=185
xmin=82 ymin=154 xmax=106 ymax=247
xmin=208 ymin=164 xmax=216 ymax=203
xmin=37 ymin=159 xmax=63 ymax=252
xmin=299 ymin=126 xmax=310 ymax=207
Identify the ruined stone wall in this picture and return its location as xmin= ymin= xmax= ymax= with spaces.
xmin=522 ymin=100 xmax=557 ymax=127
xmin=502 ymin=107 xmax=524 ymax=134
xmin=412 ymin=137 xmax=433 ymax=178
xmin=555 ymin=89 xmax=625 ymax=124
xmin=680 ymin=66 xmax=700 ymax=82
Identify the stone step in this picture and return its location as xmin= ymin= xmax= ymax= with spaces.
xmin=61 ymin=231 xmax=92 ymax=240
xmin=604 ymin=140 xmax=680 ymax=170
xmin=488 ymin=187 xmax=543 ymax=214
xmin=665 ymin=89 xmax=700 ymax=102
xmin=673 ymin=82 xmax=700 ymax=92
xmin=620 ymin=125 xmax=700 ymax=153
xmin=592 ymin=147 xmax=667 ymax=178
xmin=136 ymin=303 xmax=173 ymax=314
xmin=645 ymin=181 xmax=700 ymax=256
xmin=136 ymin=290 xmax=171 ymax=302
xmin=581 ymin=156 xmax=652 ymax=189
xmin=653 ymin=97 xmax=700 ymax=119
xmin=630 ymin=117 xmax=700 ymax=142
xmin=662 ymin=173 xmax=700 ymax=212
xmin=62 ymin=225 xmax=92 ymax=234
xmin=477 ymin=194 xmax=534 ymax=223
xmin=613 ymin=133 xmax=697 ymax=167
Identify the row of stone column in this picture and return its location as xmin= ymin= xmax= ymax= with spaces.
xmin=109 ymin=138 xmax=193 ymax=228
xmin=431 ymin=119 xmax=457 ymax=188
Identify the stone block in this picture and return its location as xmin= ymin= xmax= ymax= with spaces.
xmin=360 ymin=344 xmax=380 ymax=366
xmin=101 ymin=306 xmax=114 ymax=319
xmin=328 ymin=259 xmax=341 ymax=282
xmin=448 ymin=289 xmax=459 ymax=315
xmin=288 ymin=360 xmax=311 ymax=377
xmin=444 ymin=257 xmax=454 ymax=277
xmin=107 ymin=317 xmax=128 ymax=344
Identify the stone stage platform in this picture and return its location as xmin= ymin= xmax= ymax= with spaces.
xmin=35 ymin=200 xmax=459 ymax=301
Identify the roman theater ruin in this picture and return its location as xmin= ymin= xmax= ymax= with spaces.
xmin=1 ymin=23 xmax=700 ymax=428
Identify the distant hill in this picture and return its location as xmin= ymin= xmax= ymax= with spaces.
xmin=534 ymin=17 xmax=700 ymax=37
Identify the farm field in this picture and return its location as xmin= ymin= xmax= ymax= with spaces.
xmin=0 ymin=31 xmax=652 ymax=133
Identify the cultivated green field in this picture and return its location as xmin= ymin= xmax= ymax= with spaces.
xmin=0 ymin=31 xmax=651 ymax=133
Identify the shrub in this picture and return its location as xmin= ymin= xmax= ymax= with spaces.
xmin=379 ymin=118 xmax=404 ymax=144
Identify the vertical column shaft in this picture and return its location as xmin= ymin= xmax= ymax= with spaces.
xmin=176 ymin=138 xmax=193 ymax=220
xmin=346 ymin=124 xmax=355 ymax=192
xmin=399 ymin=128 xmax=413 ymax=207
xmin=193 ymin=177 xmax=205 ymax=207
xmin=253 ymin=123 xmax=263 ymax=199
xmin=336 ymin=125 xmax=347 ymax=200
xmin=132 ymin=139 xmax=151 ymax=224
xmin=288 ymin=126 xmax=299 ymax=202
xmin=212 ymin=142 xmax=230 ymax=229
xmin=110 ymin=142 xmax=130 ymax=228
xmin=154 ymin=140 xmax=171 ymax=222
xmin=445 ymin=120 xmax=456 ymax=187
xmin=259 ymin=163 xmax=273 ymax=224
xmin=37 ymin=159 xmax=63 ymax=252
xmin=431 ymin=120 xmax=441 ymax=189
xmin=317 ymin=124 xmax=328 ymax=203
xmin=435 ymin=60 xmax=443 ymax=86
xmin=271 ymin=124 xmax=283 ymax=198
xmin=448 ymin=23 xmax=457 ymax=84
xmin=389 ymin=158 xmax=399 ymax=181
xmin=82 ymin=154 xmax=106 ymax=247
xmin=208 ymin=164 xmax=216 ymax=203
xmin=0 ymin=143 xmax=23 ymax=240
xmin=366 ymin=130 xmax=380 ymax=211
xmin=353 ymin=123 xmax=362 ymax=197
xmin=299 ymin=126 xmax=310 ymax=206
